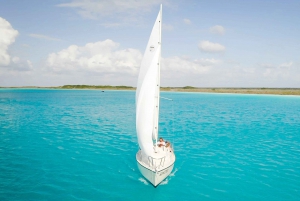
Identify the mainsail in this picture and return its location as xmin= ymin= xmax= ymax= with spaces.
xmin=136 ymin=5 xmax=162 ymax=157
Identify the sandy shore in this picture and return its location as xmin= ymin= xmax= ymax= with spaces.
xmin=1 ymin=86 xmax=300 ymax=96
xmin=161 ymin=87 xmax=300 ymax=96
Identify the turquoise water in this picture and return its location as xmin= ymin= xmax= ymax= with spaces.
xmin=0 ymin=89 xmax=300 ymax=200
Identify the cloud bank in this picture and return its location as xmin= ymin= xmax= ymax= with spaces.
xmin=37 ymin=39 xmax=300 ymax=87
xmin=0 ymin=17 xmax=19 ymax=66
xmin=1 ymin=32 xmax=298 ymax=88
xmin=198 ymin=40 xmax=225 ymax=53
xmin=46 ymin=39 xmax=221 ymax=76
xmin=0 ymin=17 xmax=33 ymax=73
xmin=43 ymin=39 xmax=224 ymax=86
xmin=46 ymin=39 xmax=142 ymax=75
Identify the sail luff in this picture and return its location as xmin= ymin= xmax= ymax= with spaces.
xmin=153 ymin=5 xmax=162 ymax=142
xmin=136 ymin=7 xmax=162 ymax=157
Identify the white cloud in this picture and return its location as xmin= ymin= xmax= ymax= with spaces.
xmin=57 ymin=0 xmax=167 ymax=19
xmin=0 ymin=17 xmax=19 ymax=66
xmin=162 ymin=23 xmax=173 ymax=31
xmin=160 ymin=56 xmax=221 ymax=86
xmin=46 ymin=39 xmax=142 ymax=75
xmin=209 ymin=25 xmax=225 ymax=35
xmin=183 ymin=18 xmax=191 ymax=25
xmin=198 ymin=40 xmax=225 ymax=53
xmin=100 ymin=22 xmax=122 ymax=28
xmin=29 ymin=34 xmax=62 ymax=41
xmin=44 ymin=39 xmax=225 ymax=87
xmin=2 ymin=43 xmax=299 ymax=87
xmin=279 ymin=61 xmax=293 ymax=68
xmin=12 ymin=56 xmax=20 ymax=63
xmin=261 ymin=61 xmax=294 ymax=79
xmin=10 ymin=56 xmax=33 ymax=71
xmin=163 ymin=57 xmax=219 ymax=73
xmin=160 ymin=58 xmax=298 ymax=87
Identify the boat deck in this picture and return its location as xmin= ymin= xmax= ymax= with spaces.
xmin=136 ymin=146 xmax=175 ymax=172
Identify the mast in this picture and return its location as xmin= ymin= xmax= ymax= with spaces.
xmin=154 ymin=4 xmax=162 ymax=144
xmin=136 ymin=5 xmax=162 ymax=157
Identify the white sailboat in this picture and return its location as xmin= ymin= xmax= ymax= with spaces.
xmin=136 ymin=4 xmax=175 ymax=187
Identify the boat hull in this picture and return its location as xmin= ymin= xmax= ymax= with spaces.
xmin=137 ymin=161 xmax=174 ymax=186
xmin=136 ymin=147 xmax=175 ymax=186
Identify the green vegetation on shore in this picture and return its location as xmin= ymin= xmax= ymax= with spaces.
xmin=182 ymin=86 xmax=196 ymax=89
xmin=161 ymin=87 xmax=300 ymax=96
xmin=1 ymin=85 xmax=300 ymax=95
xmin=60 ymin=85 xmax=134 ymax=89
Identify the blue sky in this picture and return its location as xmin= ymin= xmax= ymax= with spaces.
xmin=0 ymin=0 xmax=299 ymax=87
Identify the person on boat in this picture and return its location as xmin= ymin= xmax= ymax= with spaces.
xmin=165 ymin=141 xmax=170 ymax=148
xmin=157 ymin=137 xmax=166 ymax=147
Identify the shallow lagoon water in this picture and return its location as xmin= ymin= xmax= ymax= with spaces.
xmin=0 ymin=89 xmax=300 ymax=200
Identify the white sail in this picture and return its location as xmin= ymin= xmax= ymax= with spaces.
xmin=136 ymin=5 xmax=175 ymax=187
xmin=136 ymin=6 xmax=162 ymax=157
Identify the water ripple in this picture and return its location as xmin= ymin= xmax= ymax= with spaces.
xmin=0 ymin=90 xmax=300 ymax=200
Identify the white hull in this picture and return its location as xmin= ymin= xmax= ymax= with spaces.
xmin=136 ymin=147 xmax=175 ymax=186
xmin=137 ymin=161 xmax=174 ymax=186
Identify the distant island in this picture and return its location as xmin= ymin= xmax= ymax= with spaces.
xmin=60 ymin=85 xmax=134 ymax=90
xmin=1 ymin=85 xmax=300 ymax=95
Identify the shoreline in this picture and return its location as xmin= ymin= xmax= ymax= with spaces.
xmin=0 ymin=85 xmax=300 ymax=96
xmin=161 ymin=88 xmax=300 ymax=96
xmin=1 ymin=85 xmax=300 ymax=95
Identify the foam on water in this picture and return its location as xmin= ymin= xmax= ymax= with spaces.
xmin=0 ymin=89 xmax=300 ymax=200
xmin=138 ymin=178 xmax=149 ymax=185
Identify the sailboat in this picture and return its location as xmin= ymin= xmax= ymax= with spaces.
xmin=135 ymin=5 xmax=176 ymax=187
